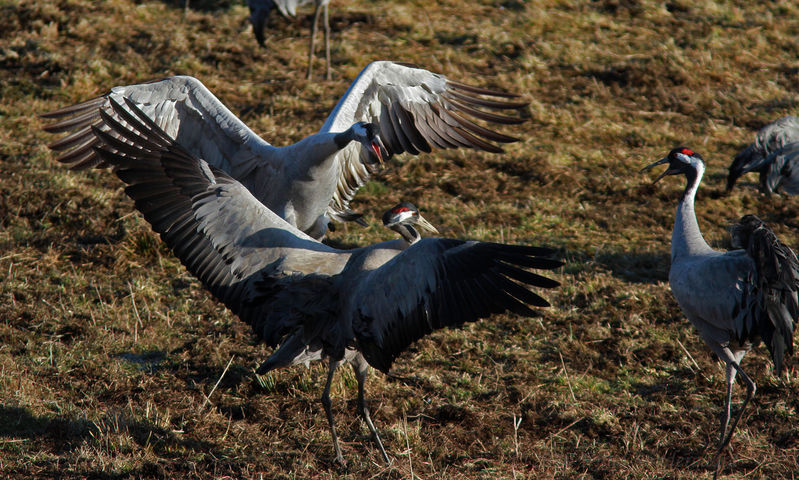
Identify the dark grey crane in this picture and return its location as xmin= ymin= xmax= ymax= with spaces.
xmin=643 ymin=147 xmax=798 ymax=476
xmin=248 ymin=0 xmax=332 ymax=80
xmin=41 ymin=61 xmax=527 ymax=240
xmin=727 ymin=115 xmax=799 ymax=194
xmin=87 ymin=97 xmax=562 ymax=464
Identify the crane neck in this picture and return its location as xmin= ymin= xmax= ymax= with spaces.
xmin=389 ymin=224 xmax=420 ymax=246
xmin=279 ymin=129 xmax=355 ymax=175
xmin=333 ymin=126 xmax=363 ymax=150
xmin=672 ymin=162 xmax=714 ymax=261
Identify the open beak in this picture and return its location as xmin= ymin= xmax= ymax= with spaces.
xmin=640 ymin=157 xmax=674 ymax=183
xmin=370 ymin=136 xmax=386 ymax=165
xmin=415 ymin=213 xmax=439 ymax=234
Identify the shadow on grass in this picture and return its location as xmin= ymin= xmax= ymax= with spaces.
xmin=0 ymin=405 xmax=93 ymax=451
xmin=160 ymin=0 xmax=239 ymax=13
xmin=0 ymin=404 xmax=216 ymax=456
xmin=591 ymin=250 xmax=670 ymax=284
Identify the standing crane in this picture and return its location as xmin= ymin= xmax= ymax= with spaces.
xmin=248 ymin=0 xmax=333 ymax=80
xmin=41 ymin=61 xmax=527 ymax=240
xmin=727 ymin=115 xmax=799 ymax=194
xmin=87 ymin=96 xmax=562 ymax=464
xmin=642 ymin=147 xmax=799 ymax=477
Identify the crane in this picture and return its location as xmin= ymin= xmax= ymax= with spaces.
xmin=727 ymin=115 xmax=799 ymax=194
xmin=381 ymin=201 xmax=439 ymax=246
xmin=642 ymin=147 xmax=798 ymax=477
xmin=41 ymin=61 xmax=527 ymax=240
xmin=248 ymin=0 xmax=333 ymax=80
xmin=87 ymin=96 xmax=562 ymax=464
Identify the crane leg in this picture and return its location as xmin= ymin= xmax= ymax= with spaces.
xmin=717 ymin=351 xmax=753 ymax=454
xmin=323 ymin=4 xmax=331 ymax=80
xmin=718 ymin=362 xmax=736 ymax=450
xmin=717 ymin=349 xmax=746 ymax=451
xmin=307 ymin=2 xmax=323 ymax=80
xmin=710 ymin=347 xmax=754 ymax=479
xmin=351 ymin=355 xmax=390 ymax=464
xmin=321 ymin=360 xmax=346 ymax=465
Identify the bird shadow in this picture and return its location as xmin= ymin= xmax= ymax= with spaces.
xmin=590 ymin=250 xmax=670 ymax=284
xmin=159 ymin=0 xmax=238 ymax=13
xmin=0 ymin=404 xmax=93 ymax=452
xmin=116 ymin=342 xmax=265 ymax=420
xmin=0 ymin=403 xmax=215 ymax=455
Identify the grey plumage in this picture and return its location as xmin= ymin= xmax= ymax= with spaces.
xmin=643 ymin=147 xmax=798 ymax=476
xmin=729 ymin=214 xmax=799 ymax=373
xmin=42 ymin=62 xmax=527 ymax=240
xmin=727 ymin=115 xmax=799 ymax=194
xmin=89 ymin=97 xmax=562 ymax=464
xmin=247 ymin=0 xmax=332 ymax=80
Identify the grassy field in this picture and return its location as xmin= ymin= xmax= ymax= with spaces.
xmin=2 ymin=0 xmax=799 ymax=478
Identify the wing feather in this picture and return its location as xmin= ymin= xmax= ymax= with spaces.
xmin=351 ymin=240 xmax=561 ymax=373
xmin=728 ymin=116 xmax=799 ymax=192
xmin=42 ymin=75 xmax=277 ymax=181
xmin=321 ymin=61 xmax=528 ymax=221
xmin=91 ymin=98 xmax=347 ymax=350
xmin=765 ymin=143 xmax=799 ymax=194
xmin=731 ymin=215 xmax=799 ymax=373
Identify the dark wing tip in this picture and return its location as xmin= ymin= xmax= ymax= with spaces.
xmin=356 ymin=240 xmax=562 ymax=373
xmin=447 ymin=79 xmax=524 ymax=99
xmin=40 ymin=96 xmax=106 ymax=120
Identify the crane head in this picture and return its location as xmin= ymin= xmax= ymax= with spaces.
xmin=248 ymin=0 xmax=276 ymax=47
xmin=354 ymin=122 xmax=387 ymax=167
xmin=641 ymin=147 xmax=704 ymax=183
xmin=382 ymin=202 xmax=439 ymax=234
xmin=727 ymin=145 xmax=769 ymax=192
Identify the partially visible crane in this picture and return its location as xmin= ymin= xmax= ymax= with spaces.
xmin=88 ymin=97 xmax=563 ymax=465
xmin=643 ymin=147 xmax=799 ymax=478
xmin=248 ymin=0 xmax=333 ymax=80
xmin=727 ymin=115 xmax=799 ymax=194
xmin=381 ymin=201 xmax=439 ymax=247
xmin=41 ymin=61 xmax=527 ymax=240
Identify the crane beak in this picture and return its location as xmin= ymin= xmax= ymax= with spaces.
xmin=370 ymin=136 xmax=386 ymax=165
xmin=415 ymin=213 xmax=439 ymax=234
xmin=640 ymin=157 xmax=674 ymax=183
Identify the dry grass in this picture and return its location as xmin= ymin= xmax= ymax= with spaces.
xmin=2 ymin=0 xmax=799 ymax=478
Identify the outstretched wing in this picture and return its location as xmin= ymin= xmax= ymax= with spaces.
xmin=90 ymin=97 xmax=348 ymax=351
xmin=41 ymin=75 xmax=277 ymax=182
xmin=731 ymin=215 xmax=799 ymax=372
xmin=350 ymin=239 xmax=561 ymax=373
xmin=321 ymin=61 xmax=528 ymax=221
